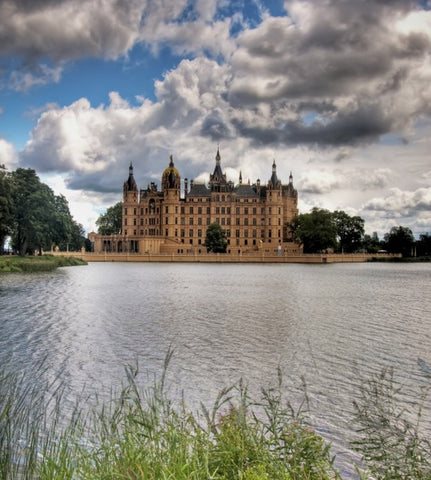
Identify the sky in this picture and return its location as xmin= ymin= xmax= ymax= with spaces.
xmin=1 ymin=0 xmax=431 ymax=238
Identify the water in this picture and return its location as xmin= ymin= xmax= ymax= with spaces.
xmin=1 ymin=261 xmax=431 ymax=476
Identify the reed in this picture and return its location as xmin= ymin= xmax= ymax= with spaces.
xmin=2 ymin=353 xmax=430 ymax=479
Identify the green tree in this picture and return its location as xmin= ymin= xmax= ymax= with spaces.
xmin=288 ymin=208 xmax=337 ymax=253
xmin=384 ymin=226 xmax=415 ymax=257
xmin=9 ymin=169 xmax=83 ymax=255
xmin=362 ymin=231 xmax=382 ymax=253
xmin=204 ymin=222 xmax=227 ymax=253
xmin=96 ymin=202 xmax=123 ymax=235
xmin=333 ymin=210 xmax=365 ymax=253
xmin=416 ymin=233 xmax=431 ymax=257
xmin=0 ymin=165 xmax=13 ymax=253
xmin=10 ymin=169 xmax=57 ymax=255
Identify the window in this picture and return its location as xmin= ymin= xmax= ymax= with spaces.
xmin=189 ymin=218 xmax=193 ymax=225
xmin=190 ymin=206 xmax=194 ymax=214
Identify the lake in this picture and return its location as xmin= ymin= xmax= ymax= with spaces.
xmin=1 ymin=261 xmax=431 ymax=476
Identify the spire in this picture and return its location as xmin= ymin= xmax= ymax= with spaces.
xmin=215 ymin=145 xmax=221 ymax=166
xmin=289 ymin=171 xmax=293 ymax=184
xmin=239 ymin=170 xmax=243 ymax=184
xmin=270 ymin=159 xmax=278 ymax=188
xmin=169 ymin=154 xmax=174 ymax=168
xmin=124 ymin=161 xmax=137 ymax=192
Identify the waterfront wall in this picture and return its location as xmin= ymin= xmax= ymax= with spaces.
xmin=50 ymin=251 xmax=400 ymax=264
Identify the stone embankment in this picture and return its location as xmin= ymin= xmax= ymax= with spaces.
xmin=49 ymin=251 xmax=400 ymax=264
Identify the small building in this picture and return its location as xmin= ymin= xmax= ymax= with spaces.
xmin=90 ymin=149 xmax=302 ymax=255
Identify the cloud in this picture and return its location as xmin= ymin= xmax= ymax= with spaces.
xmin=0 ymin=138 xmax=19 ymax=169
xmin=297 ymin=170 xmax=341 ymax=194
xmin=8 ymin=63 xmax=62 ymax=92
xmin=19 ymin=57 xmax=233 ymax=192
xmin=0 ymin=0 xmax=236 ymax=90
xmin=364 ymin=187 xmax=431 ymax=215
xmin=225 ymin=0 xmax=431 ymax=147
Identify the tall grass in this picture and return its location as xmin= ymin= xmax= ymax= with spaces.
xmin=0 ymin=352 xmax=339 ymax=479
xmin=352 ymin=367 xmax=431 ymax=479
xmin=2 ymin=354 xmax=431 ymax=479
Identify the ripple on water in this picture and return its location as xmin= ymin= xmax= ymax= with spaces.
xmin=1 ymin=262 xmax=431 ymax=477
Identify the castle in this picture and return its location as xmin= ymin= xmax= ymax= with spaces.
xmin=90 ymin=149 xmax=301 ymax=255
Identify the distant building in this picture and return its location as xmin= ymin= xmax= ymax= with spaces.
xmin=90 ymin=149 xmax=301 ymax=254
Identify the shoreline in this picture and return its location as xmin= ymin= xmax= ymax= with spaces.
xmin=47 ymin=251 xmax=401 ymax=264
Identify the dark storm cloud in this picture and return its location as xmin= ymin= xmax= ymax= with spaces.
xmin=230 ymin=102 xmax=392 ymax=147
xmin=200 ymin=109 xmax=233 ymax=141
xmin=0 ymin=0 xmax=143 ymax=63
xmin=226 ymin=0 xmax=431 ymax=147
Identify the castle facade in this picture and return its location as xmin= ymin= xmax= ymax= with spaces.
xmin=90 ymin=149 xmax=301 ymax=255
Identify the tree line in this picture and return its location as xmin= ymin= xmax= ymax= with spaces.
xmin=0 ymin=166 xmax=86 ymax=255
xmin=288 ymin=207 xmax=431 ymax=257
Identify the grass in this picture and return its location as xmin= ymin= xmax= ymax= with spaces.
xmin=0 ymin=255 xmax=86 ymax=273
xmin=0 ymin=352 xmax=340 ymax=480
xmin=1 ymin=354 xmax=430 ymax=479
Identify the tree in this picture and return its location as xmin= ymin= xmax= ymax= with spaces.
xmin=0 ymin=165 xmax=13 ymax=253
xmin=288 ymin=208 xmax=337 ymax=253
xmin=204 ymin=222 xmax=227 ymax=253
xmin=9 ymin=168 xmax=83 ymax=255
xmin=333 ymin=210 xmax=365 ymax=253
xmin=384 ymin=226 xmax=415 ymax=257
xmin=416 ymin=233 xmax=431 ymax=257
xmin=10 ymin=169 xmax=57 ymax=255
xmin=96 ymin=202 xmax=123 ymax=235
xmin=362 ymin=231 xmax=382 ymax=254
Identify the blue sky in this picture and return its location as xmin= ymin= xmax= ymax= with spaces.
xmin=1 ymin=0 xmax=431 ymax=237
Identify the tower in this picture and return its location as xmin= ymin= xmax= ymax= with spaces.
xmin=123 ymin=162 xmax=138 ymax=236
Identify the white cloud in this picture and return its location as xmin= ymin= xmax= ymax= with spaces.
xmin=0 ymin=138 xmax=18 ymax=169
xmin=9 ymin=63 xmax=63 ymax=92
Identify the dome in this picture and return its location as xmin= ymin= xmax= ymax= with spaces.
xmin=162 ymin=155 xmax=180 ymax=189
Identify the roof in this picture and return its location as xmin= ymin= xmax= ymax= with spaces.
xmin=188 ymin=183 xmax=211 ymax=197
xmin=234 ymin=184 xmax=258 ymax=198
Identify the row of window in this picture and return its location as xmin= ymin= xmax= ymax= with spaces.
xmin=125 ymin=205 xmax=283 ymax=216
xmin=125 ymin=216 xmax=283 ymax=227
xmin=123 ymin=228 xmax=282 ymax=239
